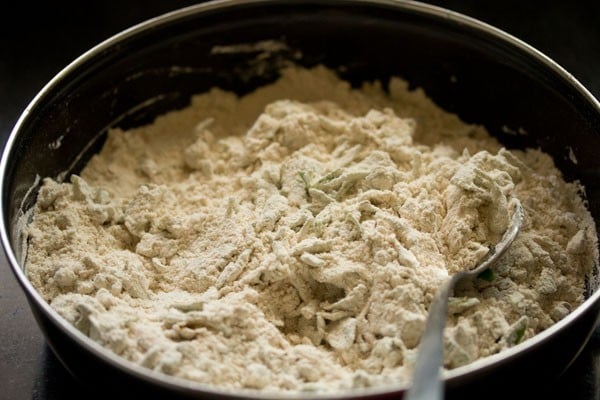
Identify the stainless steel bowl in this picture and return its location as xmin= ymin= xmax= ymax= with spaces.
xmin=2 ymin=1 xmax=600 ymax=399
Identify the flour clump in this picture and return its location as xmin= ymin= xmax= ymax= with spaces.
xmin=25 ymin=66 xmax=598 ymax=392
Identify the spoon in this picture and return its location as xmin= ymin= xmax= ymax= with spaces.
xmin=404 ymin=199 xmax=524 ymax=400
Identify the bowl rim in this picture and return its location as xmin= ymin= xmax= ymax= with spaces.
xmin=1 ymin=0 xmax=600 ymax=398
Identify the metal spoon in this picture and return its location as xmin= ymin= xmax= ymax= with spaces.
xmin=405 ymin=199 xmax=524 ymax=400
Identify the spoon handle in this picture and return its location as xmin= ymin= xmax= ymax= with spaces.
xmin=404 ymin=273 xmax=463 ymax=400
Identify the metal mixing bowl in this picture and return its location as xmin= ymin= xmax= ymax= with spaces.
xmin=2 ymin=1 xmax=599 ymax=399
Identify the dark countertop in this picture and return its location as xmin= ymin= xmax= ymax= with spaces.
xmin=1 ymin=1 xmax=599 ymax=399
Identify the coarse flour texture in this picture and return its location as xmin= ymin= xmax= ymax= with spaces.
xmin=26 ymin=67 xmax=598 ymax=392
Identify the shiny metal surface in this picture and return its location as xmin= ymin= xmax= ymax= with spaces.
xmin=1 ymin=1 xmax=599 ymax=399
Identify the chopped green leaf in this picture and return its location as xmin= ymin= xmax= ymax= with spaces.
xmin=513 ymin=324 xmax=527 ymax=345
xmin=298 ymin=171 xmax=311 ymax=196
xmin=477 ymin=268 xmax=495 ymax=282
xmin=505 ymin=316 xmax=529 ymax=346
xmin=317 ymin=171 xmax=338 ymax=184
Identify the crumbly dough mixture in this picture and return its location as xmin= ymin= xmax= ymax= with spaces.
xmin=25 ymin=66 xmax=598 ymax=392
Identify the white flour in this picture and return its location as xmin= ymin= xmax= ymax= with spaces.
xmin=25 ymin=66 xmax=598 ymax=392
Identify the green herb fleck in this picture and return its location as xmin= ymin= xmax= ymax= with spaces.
xmin=298 ymin=171 xmax=311 ymax=196
xmin=513 ymin=324 xmax=527 ymax=344
xmin=505 ymin=317 xmax=529 ymax=346
xmin=318 ymin=171 xmax=338 ymax=184
xmin=477 ymin=268 xmax=495 ymax=282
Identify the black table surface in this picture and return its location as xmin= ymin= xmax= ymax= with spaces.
xmin=1 ymin=1 xmax=599 ymax=399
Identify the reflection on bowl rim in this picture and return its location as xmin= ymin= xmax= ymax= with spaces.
xmin=1 ymin=0 xmax=599 ymax=398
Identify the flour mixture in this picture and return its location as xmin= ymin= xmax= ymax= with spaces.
xmin=25 ymin=66 xmax=598 ymax=392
